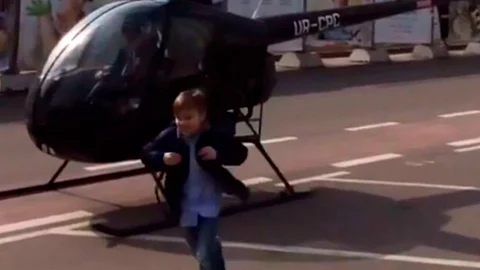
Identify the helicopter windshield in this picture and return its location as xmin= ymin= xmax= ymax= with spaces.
xmin=38 ymin=0 xmax=169 ymax=108
xmin=43 ymin=1 xmax=167 ymax=87
xmin=39 ymin=0 xmax=126 ymax=79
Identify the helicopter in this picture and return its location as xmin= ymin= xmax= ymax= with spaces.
xmin=25 ymin=0 xmax=454 ymax=165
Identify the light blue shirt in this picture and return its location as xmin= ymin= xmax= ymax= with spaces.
xmin=180 ymin=135 xmax=223 ymax=227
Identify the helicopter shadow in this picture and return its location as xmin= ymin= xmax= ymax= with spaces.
xmin=89 ymin=186 xmax=480 ymax=263
xmin=273 ymin=55 xmax=480 ymax=97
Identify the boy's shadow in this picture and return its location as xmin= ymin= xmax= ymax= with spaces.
xmin=90 ymin=187 xmax=480 ymax=263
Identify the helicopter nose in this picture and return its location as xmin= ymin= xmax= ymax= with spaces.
xmin=25 ymin=75 xmax=70 ymax=159
xmin=25 ymin=76 xmax=48 ymax=150
xmin=24 ymin=67 xmax=151 ymax=163
xmin=25 ymin=69 xmax=102 ymax=161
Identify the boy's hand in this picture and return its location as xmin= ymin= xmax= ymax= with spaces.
xmin=163 ymin=152 xmax=182 ymax=166
xmin=198 ymin=146 xmax=217 ymax=161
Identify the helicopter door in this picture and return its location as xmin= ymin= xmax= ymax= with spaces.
xmin=164 ymin=17 xmax=214 ymax=80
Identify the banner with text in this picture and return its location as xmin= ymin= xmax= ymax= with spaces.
xmin=227 ymin=0 xmax=304 ymax=53
xmin=305 ymin=0 xmax=373 ymax=51
xmin=373 ymin=0 xmax=441 ymax=44
xmin=17 ymin=0 xmax=121 ymax=71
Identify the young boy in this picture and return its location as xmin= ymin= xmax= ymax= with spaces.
xmin=141 ymin=89 xmax=250 ymax=270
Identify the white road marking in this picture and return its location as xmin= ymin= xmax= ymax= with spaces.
xmin=331 ymin=153 xmax=403 ymax=168
xmin=274 ymin=171 xmax=350 ymax=186
xmin=448 ymin=137 xmax=480 ymax=147
xmin=0 ymin=229 xmax=57 ymax=245
xmin=405 ymin=160 xmax=435 ymax=167
xmin=275 ymin=171 xmax=480 ymax=191
xmin=84 ymin=136 xmax=298 ymax=171
xmin=315 ymin=177 xmax=480 ymax=191
xmin=242 ymin=136 xmax=298 ymax=147
xmin=0 ymin=211 xmax=94 ymax=246
xmin=243 ymin=177 xmax=273 ymax=186
xmin=84 ymin=160 xmax=143 ymax=172
xmin=50 ymin=229 xmax=480 ymax=268
xmin=438 ymin=110 xmax=480 ymax=118
xmin=454 ymin=145 xmax=480 ymax=153
xmin=222 ymin=177 xmax=272 ymax=199
xmin=0 ymin=210 xmax=93 ymax=235
xmin=48 ymin=221 xmax=94 ymax=233
xmin=345 ymin=122 xmax=399 ymax=131
xmin=0 ymin=220 xmax=100 ymax=246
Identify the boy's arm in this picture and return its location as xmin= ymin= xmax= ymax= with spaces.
xmin=212 ymin=133 xmax=248 ymax=166
xmin=140 ymin=126 xmax=175 ymax=170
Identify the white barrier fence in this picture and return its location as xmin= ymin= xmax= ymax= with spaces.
xmin=228 ymin=0 xmax=480 ymax=68
xmin=1 ymin=0 xmax=480 ymax=93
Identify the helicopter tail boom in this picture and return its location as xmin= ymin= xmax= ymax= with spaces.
xmin=260 ymin=0 xmax=452 ymax=45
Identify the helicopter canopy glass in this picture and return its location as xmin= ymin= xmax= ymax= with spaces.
xmin=42 ymin=0 xmax=168 ymax=82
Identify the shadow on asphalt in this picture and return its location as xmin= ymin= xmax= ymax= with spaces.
xmin=90 ymin=187 xmax=480 ymax=263
xmin=0 ymin=95 xmax=25 ymax=124
xmin=2 ymin=56 xmax=480 ymax=125
xmin=273 ymin=56 xmax=480 ymax=97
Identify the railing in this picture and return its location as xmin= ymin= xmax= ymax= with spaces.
xmin=231 ymin=0 xmax=480 ymax=67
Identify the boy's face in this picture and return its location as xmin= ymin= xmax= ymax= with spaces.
xmin=175 ymin=109 xmax=205 ymax=137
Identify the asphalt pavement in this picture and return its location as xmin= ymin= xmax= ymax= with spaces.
xmin=1 ymin=55 xmax=480 ymax=269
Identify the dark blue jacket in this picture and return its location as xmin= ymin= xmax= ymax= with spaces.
xmin=140 ymin=124 xmax=249 ymax=224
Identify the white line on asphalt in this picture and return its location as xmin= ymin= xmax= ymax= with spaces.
xmin=274 ymin=172 xmax=480 ymax=191
xmin=0 ymin=210 xmax=93 ymax=235
xmin=331 ymin=153 xmax=403 ymax=168
xmin=84 ymin=136 xmax=298 ymax=171
xmin=49 ymin=221 xmax=94 ymax=233
xmin=221 ymin=177 xmax=272 ymax=199
xmin=274 ymin=171 xmax=350 ymax=186
xmin=242 ymin=136 xmax=298 ymax=147
xmin=243 ymin=177 xmax=273 ymax=186
xmin=0 ymin=220 xmax=101 ymax=246
xmin=50 ymin=229 xmax=480 ymax=268
xmin=313 ymin=177 xmax=480 ymax=191
xmin=438 ymin=110 xmax=480 ymax=118
xmin=84 ymin=160 xmax=143 ymax=172
xmin=0 ymin=211 xmax=94 ymax=246
xmin=454 ymin=144 xmax=480 ymax=153
xmin=447 ymin=137 xmax=480 ymax=147
xmin=0 ymin=229 xmax=56 ymax=246
xmin=345 ymin=122 xmax=399 ymax=131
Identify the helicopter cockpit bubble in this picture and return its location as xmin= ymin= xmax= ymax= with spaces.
xmin=26 ymin=0 xmax=170 ymax=163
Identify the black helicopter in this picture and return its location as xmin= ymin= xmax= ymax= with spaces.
xmin=25 ymin=0 xmax=453 ymax=165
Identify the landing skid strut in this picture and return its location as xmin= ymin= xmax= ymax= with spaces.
xmin=0 ymin=159 xmax=148 ymax=201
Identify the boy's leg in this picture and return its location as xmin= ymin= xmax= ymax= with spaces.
xmin=184 ymin=226 xmax=199 ymax=256
xmin=195 ymin=216 xmax=226 ymax=270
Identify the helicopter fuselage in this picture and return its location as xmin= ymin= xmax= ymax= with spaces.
xmin=25 ymin=0 xmax=451 ymax=163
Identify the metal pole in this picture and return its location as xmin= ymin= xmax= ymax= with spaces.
xmin=432 ymin=6 xmax=435 ymax=45
xmin=370 ymin=0 xmax=376 ymax=50
xmin=301 ymin=0 xmax=307 ymax=53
